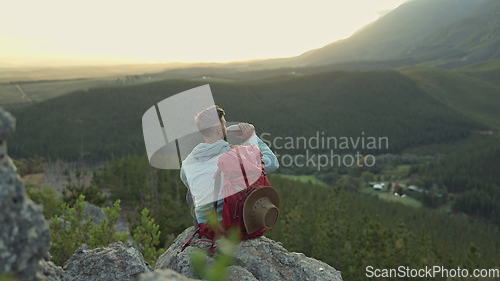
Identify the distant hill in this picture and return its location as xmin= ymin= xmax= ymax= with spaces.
xmin=0 ymin=63 xmax=189 ymax=83
xmin=456 ymin=58 xmax=500 ymax=85
xmin=0 ymin=61 xmax=418 ymax=108
xmin=295 ymin=0 xmax=495 ymax=67
xmin=407 ymin=0 xmax=500 ymax=67
xmin=9 ymin=69 xmax=482 ymax=160
xmin=402 ymin=63 xmax=500 ymax=130
xmin=2 ymin=0 xmax=500 ymax=109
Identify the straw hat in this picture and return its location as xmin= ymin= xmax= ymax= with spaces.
xmin=243 ymin=186 xmax=280 ymax=234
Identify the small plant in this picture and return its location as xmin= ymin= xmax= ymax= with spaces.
xmin=13 ymin=156 xmax=47 ymax=176
xmin=191 ymin=213 xmax=241 ymax=281
xmin=63 ymin=170 xmax=107 ymax=206
xmin=26 ymin=183 xmax=63 ymax=218
xmin=49 ymin=195 xmax=127 ymax=265
xmin=132 ymin=208 xmax=163 ymax=267
xmin=0 ymin=274 xmax=15 ymax=281
xmin=87 ymin=199 xmax=128 ymax=248
xmin=190 ymin=231 xmax=240 ymax=281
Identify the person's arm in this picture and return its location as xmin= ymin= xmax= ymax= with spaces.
xmin=238 ymin=123 xmax=279 ymax=173
xmin=256 ymin=136 xmax=279 ymax=173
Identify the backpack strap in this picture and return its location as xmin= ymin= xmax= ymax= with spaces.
xmin=180 ymin=224 xmax=218 ymax=254
xmin=180 ymin=226 xmax=199 ymax=252
xmin=235 ymin=146 xmax=250 ymax=188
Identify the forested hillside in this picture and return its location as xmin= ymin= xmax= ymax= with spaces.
xmin=9 ymin=70 xmax=482 ymax=160
xmin=407 ymin=0 xmax=500 ymax=67
xmin=458 ymin=59 xmax=500 ymax=85
xmin=410 ymin=137 xmax=500 ymax=225
xmin=402 ymin=65 xmax=500 ymax=129
xmin=33 ymin=155 xmax=498 ymax=281
xmin=268 ymin=175 xmax=500 ymax=280
xmin=295 ymin=0 xmax=495 ymax=67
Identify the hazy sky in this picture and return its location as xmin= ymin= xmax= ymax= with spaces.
xmin=1 ymin=0 xmax=408 ymax=64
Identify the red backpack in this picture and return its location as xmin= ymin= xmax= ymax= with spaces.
xmin=181 ymin=145 xmax=270 ymax=252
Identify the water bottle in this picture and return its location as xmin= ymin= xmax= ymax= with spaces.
xmin=226 ymin=124 xmax=243 ymax=137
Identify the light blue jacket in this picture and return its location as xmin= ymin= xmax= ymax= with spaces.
xmin=180 ymin=136 xmax=278 ymax=223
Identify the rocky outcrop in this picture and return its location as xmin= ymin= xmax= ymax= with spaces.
xmin=0 ymin=107 xmax=54 ymax=281
xmin=0 ymin=169 xmax=51 ymax=280
xmin=138 ymin=269 xmax=198 ymax=281
xmin=63 ymin=242 xmax=151 ymax=281
xmin=1 ymin=106 xmax=342 ymax=281
xmin=155 ymin=227 xmax=343 ymax=281
xmin=0 ymin=107 xmax=15 ymax=141
xmin=226 ymin=265 xmax=259 ymax=281
xmin=36 ymin=259 xmax=65 ymax=281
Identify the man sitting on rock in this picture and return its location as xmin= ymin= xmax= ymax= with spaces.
xmin=180 ymin=105 xmax=279 ymax=241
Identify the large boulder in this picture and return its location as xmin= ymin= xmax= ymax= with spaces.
xmin=138 ymin=269 xmax=198 ymax=281
xmin=36 ymin=259 xmax=65 ymax=281
xmin=83 ymin=202 xmax=106 ymax=224
xmin=63 ymin=242 xmax=151 ymax=281
xmin=156 ymin=227 xmax=343 ymax=281
xmin=82 ymin=202 xmax=130 ymax=233
xmin=0 ymin=107 xmax=51 ymax=280
xmin=226 ymin=265 xmax=259 ymax=281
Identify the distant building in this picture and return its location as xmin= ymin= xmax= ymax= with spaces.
xmin=476 ymin=130 xmax=494 ymax=135
xmin=407 ymin=185 xmax=424 ymax=193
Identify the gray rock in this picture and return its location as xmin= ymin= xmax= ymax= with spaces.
xmin=138 ymin=269 xmax=199 ymax=281
xmin=233 ymin=236 xmax=342 ymax=281
xmin=63 ymin=242 xmax=151 ymax=281
xmin=83 ymin=202 xmax=106 ymax=224
xmin=226 ymin=265 xmax=258 ymax=281
xmin=156 ymin=227 xmax=213 ymax=279
xmin=83 ymin=202 xmax=131 ymax=234
xmin=156 ymin=227 xmax=343 ymax=281
xmin=0 ymin=170 xmax=51 ymax=280
xmin=0 ymin=107 xmax=51 ymax=280
xmin=35 ymin=259 xmax=65 ymax=281
xmin=0 ymin=108 xmax=16 ymax=173
xmin=0 ymin=107 xmax=15 ymax=140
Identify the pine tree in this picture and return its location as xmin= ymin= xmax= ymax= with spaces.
xmin=132 ymin=208 xmax=163 ymax=267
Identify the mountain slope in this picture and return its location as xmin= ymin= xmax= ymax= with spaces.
xmin=9 ymin=70 xmax=481 ymax=160
xmin=407 ymin=0 xmax=500 ymax=67
xmin=401 ymin=65 xmax=500 ymax=129
xmin=295 ymin=0 xmax=491 ymax=66
xmin=456 ymin=59 xmax=500 ymax=85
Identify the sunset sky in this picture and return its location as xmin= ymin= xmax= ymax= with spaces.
xmin=1 ymin=0 xmax=408 ymax=65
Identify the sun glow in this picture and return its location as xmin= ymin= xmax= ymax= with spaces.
xmin=0 ymin=0 xmax=408 ymax=65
